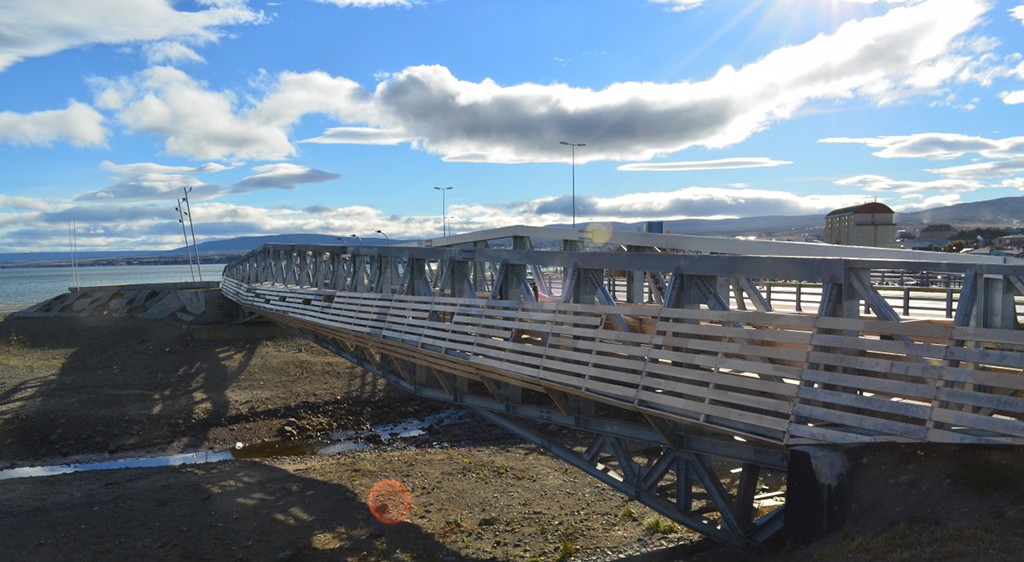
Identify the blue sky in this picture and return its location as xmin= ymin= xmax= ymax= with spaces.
xmin=1 ymin=0 xmax=1023 ymax=252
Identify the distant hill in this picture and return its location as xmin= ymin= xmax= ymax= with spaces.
xmin=3 ymin=196 xmax=1021 ymax=265
xmin=896 ymin=196 xmax=1024 ymax=229
xmin=0 ymin=250 xmax=164 ymax=266
xmin=0 ymin=233 xmax=390 ymax=266
xmin=645 ymin=196 xmax=1024 ymax=237
xmin=169 ymin=233 xmax=372 ymax=255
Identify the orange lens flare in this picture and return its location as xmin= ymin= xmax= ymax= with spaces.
xmin=367 ymin=479 xmax=414 ymax=524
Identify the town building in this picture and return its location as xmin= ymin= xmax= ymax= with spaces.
xmin=824 ymin=202 xmax=896 ymax=247
xmin=918 ymin=224 xmax=958 ymax=244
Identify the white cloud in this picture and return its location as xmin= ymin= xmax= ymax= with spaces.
xmin=618 ymin=157 xmax=793 ymax=172
xmin=317 ymin=0 xmax=417 ymax=6
xmin=112 ymin=66 xmax=297 ymax=160
xmin=367 ymin=0 xmax=990 ymax=163
xmin=0 ymin=0 xmax=265 ymax=72
xmin=999 ymin=177 xmax=1024 ymax=190
xmin=0 ymin=102 xmax=107 ymax=148
xmin=1003 ymin=90 xmax=1024 ymax=104
xmin=835 ymin=174 xmax=984 ymax=193
xmin=86 ymin=0 xmax=993 ymax=164
xmin=101 ymin=160 xmax=232 ymax=175
xmin=1011 ymin=6 xmax=1024 ymax=24
xmin=927 ymin=159 xmax=1024 ymax=179
xmin=99 ymin=67 xmax=371 ymax=160
xmin=300 ymin=127 xmax=411 ymax=145
xmin=251 ymin=70 xmax=373 ymax=127
xmin=649 ymin=0 xmax=705 ymax=11
xmin=231 ymin=163 xmax=341 ymax=193
xmin=73 ymin=160 xmax=231 ymax=202
xmin=315 ymin=0 xmax=415 ymax=7
xmin=530 ymin=187 xmax=865 ymax=221
xmin=0 ymin=195 xmax=55 ymax=213
xmin=145 ymin=41 xmax=205 ymax=65
xmin=890 ymin=193 xmax=962 ymax=212
xmin=819 ymin=133 xmax=1010 ymax=160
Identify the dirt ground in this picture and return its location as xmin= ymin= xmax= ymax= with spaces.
xmin=0 ymin=314 xmax=716 ymax=561
xmin=3 ymin=313 xmax=1023 ymax=562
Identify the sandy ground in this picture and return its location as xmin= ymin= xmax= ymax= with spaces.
xmin=0 ymin=314 xmax=714 ymax=561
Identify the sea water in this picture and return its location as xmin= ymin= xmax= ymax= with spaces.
xmin=0 ymin=264 xmax=225 ymax=311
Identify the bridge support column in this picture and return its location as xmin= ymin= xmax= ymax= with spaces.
xmin=784 ymin=446 xmax=851 ymax=545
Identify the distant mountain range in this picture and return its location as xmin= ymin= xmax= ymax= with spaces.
xmin=0 ymin=234 xmax=357 ymax=266
xmin=2 ymin=196 xmax=1022 ymax=266
xmin=649 ymin=196 xmax=1024 ymax=238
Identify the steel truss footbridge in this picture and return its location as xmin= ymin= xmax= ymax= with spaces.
xmin=221 ymin=225 xmax=1024 ymax=551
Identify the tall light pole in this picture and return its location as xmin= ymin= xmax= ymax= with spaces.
xmin=174 ymin=202 xmax=195 ymax=281
xmin=375 ymin=229 xmax=390 ymax=245
xmin=559 ymin=141 xmax=586 ymax=227
xmin=434 ymin=186 xmax=453 ymax=237
xmin=350 ymin=234 xmax=362 ymax=243
xmin=181 ymin=186 xmax=202 ymax=281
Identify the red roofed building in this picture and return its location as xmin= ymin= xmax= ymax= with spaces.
xmin=824 ymin=202 xmax=897 ymax=247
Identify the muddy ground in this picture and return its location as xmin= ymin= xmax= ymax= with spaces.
xmin=0 ymin=314 xmax=717 ymax=561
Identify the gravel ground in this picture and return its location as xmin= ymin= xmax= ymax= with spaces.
xmin=0 ymin=314 xmax=721 ymax=561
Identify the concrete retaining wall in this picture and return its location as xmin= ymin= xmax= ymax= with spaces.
xmin=11 ymin=282 xmax=232 ymax=324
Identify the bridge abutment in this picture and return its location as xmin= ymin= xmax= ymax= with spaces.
xmin=785 ymin=446 xmax=851 ymax=545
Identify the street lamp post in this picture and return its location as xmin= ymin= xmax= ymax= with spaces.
xmin=181 ymin=186 xmax=202 ymax=281
xmin=559 ymin=141 xmax=586 ymax=227
xmin=350 ymin=234 xmax=362 ymax=243
xmin=434 ymin=186 xmax=453 ymax=237
xmin=375 ymin=229 xmax=390 ymax=245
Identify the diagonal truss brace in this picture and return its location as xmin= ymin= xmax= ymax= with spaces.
xmin=470 ymin=408 xmax=781 ymax=551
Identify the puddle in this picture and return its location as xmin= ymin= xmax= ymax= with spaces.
xmin=0 ymin=409 xmax=471 ymax=481
xmin=0 ymin=450 xmax=233 ymax=481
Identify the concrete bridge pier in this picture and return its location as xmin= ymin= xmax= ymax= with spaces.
xmin=785 ymin=446 xmax=851 ymax=545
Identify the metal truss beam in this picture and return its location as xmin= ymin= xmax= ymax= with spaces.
xmin=267 ymin=316 xmax=788 ymax=551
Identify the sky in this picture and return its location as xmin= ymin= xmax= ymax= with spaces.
xmin=1 ymin=0 xmax=1024 ymax=252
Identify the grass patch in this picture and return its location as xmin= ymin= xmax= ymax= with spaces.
xmin=951 ymin=460 xmax=1024 ymax=497
xmin=642 ymin=514 xmax=678 ymax=535
xmin=554 ymin=537 xmax=575 ymax=562
xmin=785 ymin=517 xmax=1024 ymax=561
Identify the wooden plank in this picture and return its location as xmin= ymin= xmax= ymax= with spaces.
xmin=646 ymin=347 xmax=803 ymax=383
xmin=796 ymin=386 xmax=931 ymax=419
xmin=702 ymin=385 xmax=796 ymax=413
xmin=930 ymin=407 xmax=1024 ymax=437
xmin=950 ymin=326 xmax=1024 ymax=347
xmin=636 ymin=389 xmax=791 ymax=432
xmin=809 ymin=333 xmax=948 ymax=360
xmin=786 ymin=423 xmax=895 ymax=444
xmin=791 ymin=403 xmax=927 ymax=440
xmin=800 ymin=368 xmax=936 ymax=400
xmin=934 ymin=387 xmax=1024 ymax=415
xmin=939 ymin=367 xmax=1024 ymax=392
xmin=806 ymin=350 xmax=941 ymax=379
xmin=945 ymin=346 xmax=1024 ymax=370
xmin=815 ymin=315 xmax=953 ymax=339
xmin=656 ymin=334 xmax=811 ymax=364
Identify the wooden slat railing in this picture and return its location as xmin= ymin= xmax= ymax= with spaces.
xmin=223 ymin=277 xmax=1024 ymax=446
